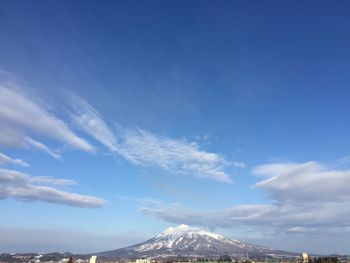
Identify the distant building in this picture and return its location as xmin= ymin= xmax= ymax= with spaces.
xmin=136 ymin=259 xmax=150 ymax=263
xmin=302 ymin=253 xmax=309 ymax=263
xmin=89 ymin=255 xmax=97 ymax=263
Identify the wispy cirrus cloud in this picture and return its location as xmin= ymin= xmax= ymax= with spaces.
xmin=68 ymin=92 xmax=119 ymax=152
xmin=0 ymin=85 xmax=94 ymax=155
xmin=0 ymin=81 xmax=240 ymax=183
xmin=115 ymin=128 xmax=233 ymax=183
xmin=0 ymin=168 xmax=105 ymax=208
xmin=28 ymin=176 xmax=76 ymax=186
xmin=233 ymin=162 xmax=246 ymax=168
xmin=136 ymin=160 xmax=350 ymax=234
xmin=0 ymin=152 xmax=29 ymax=167
xmin=25 ymin=137 xmax=61 ymax=159
xmin=69 ymin=96 xmax=236 ymax=183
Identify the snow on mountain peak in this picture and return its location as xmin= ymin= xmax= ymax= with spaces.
xmin=156 ymin=224 xmax=223 ymax=241
xmin=99 ymin=224 xmax=290 ymax=258
xmin=158 ymin=224 xmax=190 ymax=236
xmin=178 ymin=224 xmax=190 ymax=230
xmin=132 ymin=224 xmax=227 ymax=251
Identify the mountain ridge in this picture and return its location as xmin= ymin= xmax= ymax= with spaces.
xmin=98 ymin=224 xmax=299 ymax=259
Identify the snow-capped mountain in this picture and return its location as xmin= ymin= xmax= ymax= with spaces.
xmin=98 ymin=224 xmax=298 ymax=259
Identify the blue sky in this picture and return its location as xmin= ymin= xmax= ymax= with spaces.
xmin=1 ymin=0 xmax=350 ymax=255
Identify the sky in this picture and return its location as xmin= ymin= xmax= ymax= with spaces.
xmin=1 ymin=0 xmax=350 ymax=255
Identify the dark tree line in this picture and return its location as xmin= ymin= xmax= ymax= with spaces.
xmin=310 ymin=257 xmax=339 ymax=263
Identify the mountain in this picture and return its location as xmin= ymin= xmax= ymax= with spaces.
xmin=98 ymin=224 xmax=299 ymax=259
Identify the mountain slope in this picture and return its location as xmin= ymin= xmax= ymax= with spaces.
xmin=98 ymin=224 xmax=298 ymax=259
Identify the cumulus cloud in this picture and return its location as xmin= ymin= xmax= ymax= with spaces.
xmin=0 ymin=168 xmax=105 ymax=208
xmin=0 ymin=85 xmax=93 ymax=154
xmin=0 ymin=152 xmax=29 ymax=167
xmin=137 ymin=160 xmax=350 ymax=234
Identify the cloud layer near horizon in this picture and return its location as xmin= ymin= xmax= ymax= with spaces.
xmin=138 ymin=161 xmax=350 ymax=234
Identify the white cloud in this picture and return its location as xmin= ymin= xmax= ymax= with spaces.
xmin=0 ymin=126 xmax=26 ymax=148
xmin=139 ymin=199 xmax=350 ymax=234
xmin=29 ymin=176 xmax=76 ymax=186
xmin=233 ymin=162 xmax=246 ymax=168
xmin=137 ymin=160 xmax=350 ymax=234
xmin=0 ymin=152 xmax=29 ymax=167
xmin=69 ymin=95 xmax=236 ymax=183
xmin=0 ymin=86 xmax=93 ymax=154
xmin=25 ymin=137 xmax=61 ymax=159
xmin=116 ymin=196 xmax=166 ymax=207
xmin=139 ymin=201 xmax=275 ymax=229
xmin=0 ymin=168 xmax=105 ymax=208
xmin=68 ymin=93 xmax=119 ymax=152
xmin=252 ymin=162 xmax=299 ymax=177
xmin=116 ymin=128 xmax=233 ymax=183
xmin=253 ymin=161 xmax=350 ymax=203
xmin=0 ymin=83 xmax=239 ymax=183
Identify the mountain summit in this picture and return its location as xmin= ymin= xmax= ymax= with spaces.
xmin=98 ymin=224 xmax=297 ymax=259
